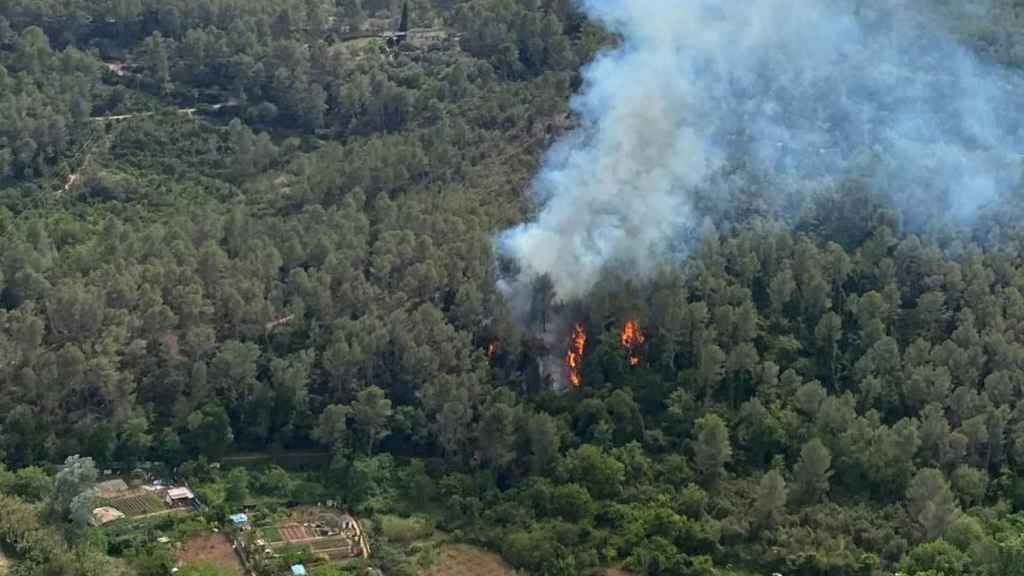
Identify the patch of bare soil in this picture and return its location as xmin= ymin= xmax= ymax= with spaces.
xmin=177 ymin=532 xmax=244 ymax=576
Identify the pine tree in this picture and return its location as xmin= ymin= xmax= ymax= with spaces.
xmin=907 ymin=468 xmax=959 ymax=541
xmin=400 ymin=1 xmax=410 ymax=33
xmin=693 ymin=413 xmax=732 ymax=488
xmin=792 ymin=438 xmax=832 ymax=505
xmin=754 ymin=469 xmax=788 ymax=530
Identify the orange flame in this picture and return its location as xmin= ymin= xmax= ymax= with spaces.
xmin=621 ymin=320 xmax=645 ymax=348
xmin=622 ymin=320 xmax=645 ymax=366
xmin=487 ymin=341 xmax=498 ymax=359
xmin=566 ymin=323 xmax=586 ymax=387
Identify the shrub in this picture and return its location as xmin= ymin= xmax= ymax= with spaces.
xmin=377 ymin=515 xmax=434 ymax=544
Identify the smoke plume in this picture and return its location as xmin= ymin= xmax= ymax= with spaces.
xmin=497 ymin=0 xmax=1024 ymax=304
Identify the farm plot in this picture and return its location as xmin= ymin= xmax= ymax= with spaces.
xmin=263 ymin=508 xmax=366 ymax=562
xmin=261 ymin=524 xmax=357 ymax=557
xmin=420 ymin=544 xmax=518 ymax=576
xmin=279 ymin=523 xmax=311 ymax=542
xmin=106 ymin=492 xmax=167 ymax=517
xmin=311 ymin=537 xmax=353 ymax=551
xmin=305 ymin=535 xmax=361 ymax=562
xmin=178 ymin=532 xmax=244 ymax=576
xmin=325 ymin=548 xmax=360 ymax=562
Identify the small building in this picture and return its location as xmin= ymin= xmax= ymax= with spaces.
xmin=165 ymin=487 xmax=195 ymax=507
xmin=406 ymin=28 xmax=451 ymax=46
xmin=101 ymin=61 xmax=129 ymax=77
xmin=339 ymin=513 xmax=358 ymax=532
xmin=229 ymin=513 xmax=249 ymax=528
xmin=89 ymin=506 xmax=126 ymax=527
xmin=94 ymin=479 xmax=129 ymax=498
xmin=290 ymin=565 xmax=307 ymax=576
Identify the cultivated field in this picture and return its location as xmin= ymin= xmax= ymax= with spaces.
xmin=279 ymin=523 xmax=310 ymax=542
xmin=420 ymin=544 xmax=518 ymax=576
xmin=106 ymin=491 xmax=167 ymax=517
xmin=178 ymin=532 xmax=244 ymax=576
xmin=258 ymin=507 xmax=365 ymax=562
xmin=273 ymin=521 xmax=361 ymax=559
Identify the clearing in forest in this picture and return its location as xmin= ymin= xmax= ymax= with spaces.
xmin=420 ymin=544 xmax=518 ymax=576
xmin=177 ymin=532 xmax=244 ymax=576
xmin=0 ymin=550 xmax=11 ymax=575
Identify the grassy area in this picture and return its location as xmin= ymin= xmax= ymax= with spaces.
xmin=103 ymin=509 xmax=212 ymax=561
xmin=220 ymin=451 xmax=331 ymax=471
xmin=419 ymin=544 xmax=518 ymax=576
xmin=376 ymin=515 xmax=434 ymax=545
xmin=0 ymin=549 xmax=11 ymax=575
xmin=192 ymin=481 xmax=227 ymax=507
xmin=262 ymin=525 xmax=282 ymax=542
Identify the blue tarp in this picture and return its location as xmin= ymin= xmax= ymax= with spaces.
xmin=228 ymin=513 xmax=248 ymax=525
xmin=291 ymin=565 xmax=307 ymax=576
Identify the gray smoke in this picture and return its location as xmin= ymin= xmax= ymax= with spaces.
xmin=497 ymin=0 xmax=1024 ymax=303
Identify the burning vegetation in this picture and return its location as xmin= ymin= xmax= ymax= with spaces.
xmin=621 ymin=320 xmax=645 ymax=366
xmin=566 ymin=323 xmax=587 ymax=387
xmin=487 ymin=341 xmax=499 ymax=360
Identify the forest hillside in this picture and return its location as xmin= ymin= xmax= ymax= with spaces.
xmin=3 ymin=1 xmax=1024 ymax=576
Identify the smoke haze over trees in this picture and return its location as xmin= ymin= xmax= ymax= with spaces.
xmin=498 ymin=0 xmax=1024 ymax=304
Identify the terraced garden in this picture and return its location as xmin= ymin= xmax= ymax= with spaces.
xmin=253 ymin=507 xmax=366 ymax=565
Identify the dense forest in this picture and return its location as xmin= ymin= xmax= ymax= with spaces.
xmin=4 ymin=1 xmax=1024 ymax=575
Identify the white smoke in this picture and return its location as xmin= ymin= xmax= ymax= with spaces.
xmin=497 ymin=0 xmax=1024 ymax=303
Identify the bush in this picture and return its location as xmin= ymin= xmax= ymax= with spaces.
xmin=377 ymin=515 xmax=434 ymax=544
xmin=899 ymin=540 xmax=969 ymax=576
xmin=4 ymin=466 xmax=53 ymax=502
xmin=253 ymin=465 xmax=294 ymax=498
